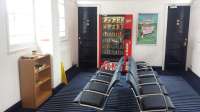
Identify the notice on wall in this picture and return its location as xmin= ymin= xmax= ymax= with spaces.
xmin=137 ymin=13 xmax=158 ymax=44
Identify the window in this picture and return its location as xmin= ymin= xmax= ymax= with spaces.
xmin=35 ymin=0 xmax=52 ymax=41
xmin=58 ymin=0 xmax=66 ymax=38
xmin=6 ymin=0 xmax=35 ymax=49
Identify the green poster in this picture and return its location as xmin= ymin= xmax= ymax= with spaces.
xmin=137 ymin=13 xmax=158 ymax=44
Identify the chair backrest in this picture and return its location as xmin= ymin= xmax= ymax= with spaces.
xmin=128 ymin=57 xmax=139 ymax=83
xmin=127 ymin=72 xmax=140 ymax=96
xmin=107 ymin=57 xmax=124 ymax=92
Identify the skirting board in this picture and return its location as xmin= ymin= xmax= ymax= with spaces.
xmin=5 ymin=65 xmax=79 ymax=112
xmin=65 ymin=65 xmax=80 ymax=82
xmin=152 ymin=66 xmax=162 ymax=71
xmin=183 ymin=69 xmax=200 ymax=95
xmin=5 ymin=83 xmax=66 ymax=112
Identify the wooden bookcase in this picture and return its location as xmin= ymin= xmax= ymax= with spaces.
xmin=19 ymin=54 xmax=52 ymax=109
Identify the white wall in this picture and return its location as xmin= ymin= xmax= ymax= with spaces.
xmin=66 ymin=0 xmax=79 ymax=66
xmin=52 ymin=0 xmax=78 ymax=88
xmin=0 ymin=0 xmax=78 ymax=111
xmin=77 ymin=0 xmax=191 ymax=67
xmin=36 ymin=0 xmax=78 ymax=88
xmin=52 ymin=0 xmax=78 ymax=87
xmin=0 ymin=0 xmax=37 ymax=111
xmin=187 ymin=0 xmax=200 ymax=77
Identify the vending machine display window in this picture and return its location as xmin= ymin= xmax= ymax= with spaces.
xmin=99 ymin=15 xmax=133 ymax=67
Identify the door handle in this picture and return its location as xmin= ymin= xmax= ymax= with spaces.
xmin=184 ymin=38 xmax=188 ymax=47
xmin=184 ymin=41 xmax=187 ymax=47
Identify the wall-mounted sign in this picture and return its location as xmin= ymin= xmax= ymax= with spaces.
xmin=137 ymin=13 xmax=158 ymax=44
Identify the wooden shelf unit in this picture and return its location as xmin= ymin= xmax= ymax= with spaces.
xmin=19 ymin=54 xmax=52 ymax=109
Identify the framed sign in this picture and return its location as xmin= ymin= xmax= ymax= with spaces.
xmin=137 ymin=13 xmax=158 ymax=44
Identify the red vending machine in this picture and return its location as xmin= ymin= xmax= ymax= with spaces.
xmin=99 ymin=15 xmax=133 ymax=72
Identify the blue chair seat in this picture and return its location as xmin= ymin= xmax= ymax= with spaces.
xmin=139 ymin=77 xmax=157 ymax=84
xmin=85 ymin=81 xmax=109 ymax=94
xmin=92 ymin=75 xmax=112 ymax=83
xmin=138 ymin=71 xmax=159 ymax=78
xmin=80 ymin=91 xmax=106 ymax=108
xmin=141 ymin=95 xmax=175 ymax=111
xmin=140 ymin=84 xmax=168 ymax=95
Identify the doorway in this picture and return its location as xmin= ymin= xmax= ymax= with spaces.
xmin=165 ymin=6 xmax=190 ymax=70
xmin=78 ymin=7 xmax=97 ymax=68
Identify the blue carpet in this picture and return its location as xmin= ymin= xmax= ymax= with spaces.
xmin=37 ymin=72 xmax=200 ymax=112
xmin=160 ymin=75 xmax=200 ymax=112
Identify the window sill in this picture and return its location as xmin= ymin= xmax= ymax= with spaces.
xmin=59 ymin=36 xmax=69 ymax=42
xmin=8 ymin=43 xmax=37 ymax=54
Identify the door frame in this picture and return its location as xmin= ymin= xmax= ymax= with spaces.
xmin=77 ymin=4 xmax=100 ymax=68
xmin=163 ymin=5 xmax=190 ymax=71
xmin=162 ymin=4 xmax=169 ymax=71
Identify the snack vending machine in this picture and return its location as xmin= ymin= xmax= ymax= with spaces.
xmin=99 ymin=15 xmax=133 ymax=72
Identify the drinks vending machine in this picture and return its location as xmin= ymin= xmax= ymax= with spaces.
xmin=99 ymin=15 xmax=133 ymax=72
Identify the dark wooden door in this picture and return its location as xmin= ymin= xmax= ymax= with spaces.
xmin=78 ymin=7 xmax=97 ymax=68
xmin=165 ymin=6 xmax=190 ymax=70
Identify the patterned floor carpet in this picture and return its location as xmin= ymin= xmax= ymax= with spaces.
xmin=36 ymin=71 xmax=200 ymax=112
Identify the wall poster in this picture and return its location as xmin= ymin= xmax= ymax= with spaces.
xmin=137 ymin=13 xmax=158 ymax=44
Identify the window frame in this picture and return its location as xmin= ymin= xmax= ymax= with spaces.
xmin=57 ymin=0 xmax=67 ymax=41
xmin=5 ymin=0 xmax=37 ymax=52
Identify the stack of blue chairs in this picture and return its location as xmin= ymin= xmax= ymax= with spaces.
xmin=74 ymin=56 xmax=175 ymax=112
xmin=127 ymin=57 xmax=175 ymax=112
xmin=74 ymin=57 xmax=124 ymax=111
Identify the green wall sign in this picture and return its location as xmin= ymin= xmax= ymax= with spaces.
xmin=137 ymin=13 xmax=158 ymax=44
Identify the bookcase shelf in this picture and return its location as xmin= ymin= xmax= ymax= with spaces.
xmin=36 ymin=77 xmax=51 ymax=87
xmin=19 ymin=54 xmax=52 ymax=109
xmin=35 ymin=65 xmax=50 ymax=74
